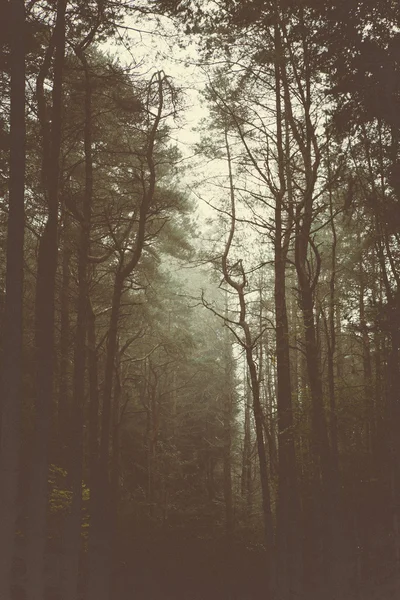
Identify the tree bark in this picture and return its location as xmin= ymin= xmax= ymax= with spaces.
xmin=387 ymin=296 xmax=400 ymax=567
xmin=241 ymin=369 xmax=253 ymax=517
xmin=0 ymin=1 xmax=25 ymax=596
xmin=60 ymin=48 xmax=94 ymax=600
xmin=88 ymin=300 xmax=100 ymax=485
xmin=323 ymin=149 xmax=344 ymax=598
xmin=223 ymin=310 xmax=234 ymax=538
xmin=273 ymin=22 xmax=302 ymax=600
xmin=109 ymin=353 xmax=122 ymax=596
xmin=87 ymin=275 xmax=123 ymax=600
xmin=58 ymin=215 xmax=71 ymax=462
xmin=87 ymin=71 xmax=165 ymax=600
xmin=222 ymin=128 xmax=275 ymax=598
xmin=278 ymin=12 xmax=337 ymax=594
xmin=26 ymin=2 xmax=67 ymax=598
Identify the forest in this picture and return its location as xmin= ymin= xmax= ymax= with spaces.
xmin=0 ymin=0 xmax=400 ymax=599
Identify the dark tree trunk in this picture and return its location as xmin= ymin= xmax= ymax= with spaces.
xmin=223 ymin=296 xmax=234 ymax=538
xmin=323 ymin=161 xmax=344 ymax=598
xmin=275 ymin=224 xmax=302 ymax=600
xmin=87 ymin=275 xmax=123 ymax=600
xmin=387 ymin=296 xmax=400 ymax=566
xmin=86 ymin=298 xmax=100 ymax=593
xmin=58 ymin=215 xmax=71 ymax=462
xmin=0 ymin=1 xmax=25 ymax=596
xmin=222 ymin=129 xmax=275 ymax=598
xmin=87 ymin=72 xmax=164 ymax=600
xmin=87 ymin=472 xmax=112 ymax=600
xmin=223 ymin=391 xmax=234 ymax=538
xmin=88 ymin=300 xmax=99 ymax=485
xmin=241 ymin=376 xmax=253 ymax=516
xmin=278 ymin=11 xmax=337 ymax=592
xmin=26 ymin=2 xmax=67 ymax=598
xmin=273 ymin=24 xmax=302 ymax=599
xmin=146 ymin=365 xmax=157 ymax=512
xmin=297 ymin=275 xmax=334 ymax=594
xmin=110 ymin=355 xmax=122 ymax=597
xmin=223 ymin=358 xmax=234 ymax=538
xmin=60 ymin=49 xmax=94 ymax=600
xmin=101 ymin=276 xmax=124 ymax=469
xmin=246 ymin=344 xmax=275 ymax=594
xmin=359 ymin=259 xmax=374 ymax=456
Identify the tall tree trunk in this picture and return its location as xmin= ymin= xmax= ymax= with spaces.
xmin=273 ymin=23 xmax=301 ymax=599
xmin=275 ymin=186 xmax=301 ymax=600
xmin=110 ymin=353 xmax=122 ymax=597
xmin=325 ymin=172 xmax=339 ymax=475
xmin=87 ymin=275 xmax=123 ymax=600
xmin=359 ymin=259 xmax=373 ymax=457
xmin=241 ymin=369 xmax=253 ymax=517
xmin=86 ymin=297 xmax=100 ymax=593
xmin=387 ymin=295 xmax=400 ymax=567
xmin=323 ymin=150 xmax=344 ymax=598
xmin=223 ymin=314 xmax=234 ymax=539
xmin=222 ymin=129 xmax=275 ymax=598
xmin=60 ymin=49 xmax=94 ymax=600
xmin=296 ymin=270 xmax=333 ymax=597
xmin=58 ymin=215 xmax=71 ymax=462
xmin=246 ymin=343 xmax=275 ymax=594
xmin=279 ymin=12 xmax=337 ymax=593
xmin=0 ymin=1 xmax=25 ymax=596
xmin=87 ymin=72 xmax=164 ymax=600
xmin=26 ymin=2 xmax=67 ymax=598
xmin=88 ymin=299 xmax=99 ymax=486
xmin=147 ymin=367 xmax=158 ymax=514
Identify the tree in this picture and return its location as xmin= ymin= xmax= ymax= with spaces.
xmin=0 ymin=1 xmax=26 ymax=598
xmin=201 ymin=123 xmax=276 ymax=597
xmin=86 ymin=69 xmax=183 ymax=600
xmin=26 ymin=2 xmax=68 ymax=598
xmin=59 ymin=27 xmax=98 ymax=600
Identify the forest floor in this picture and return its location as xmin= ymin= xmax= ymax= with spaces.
xmin=112 ymin=532 xmax=400 ymax=600
xmin=10 ymin=533 xmax=400 ymax=599
xmin=358 ymin=573 xmax=400 ymax=600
